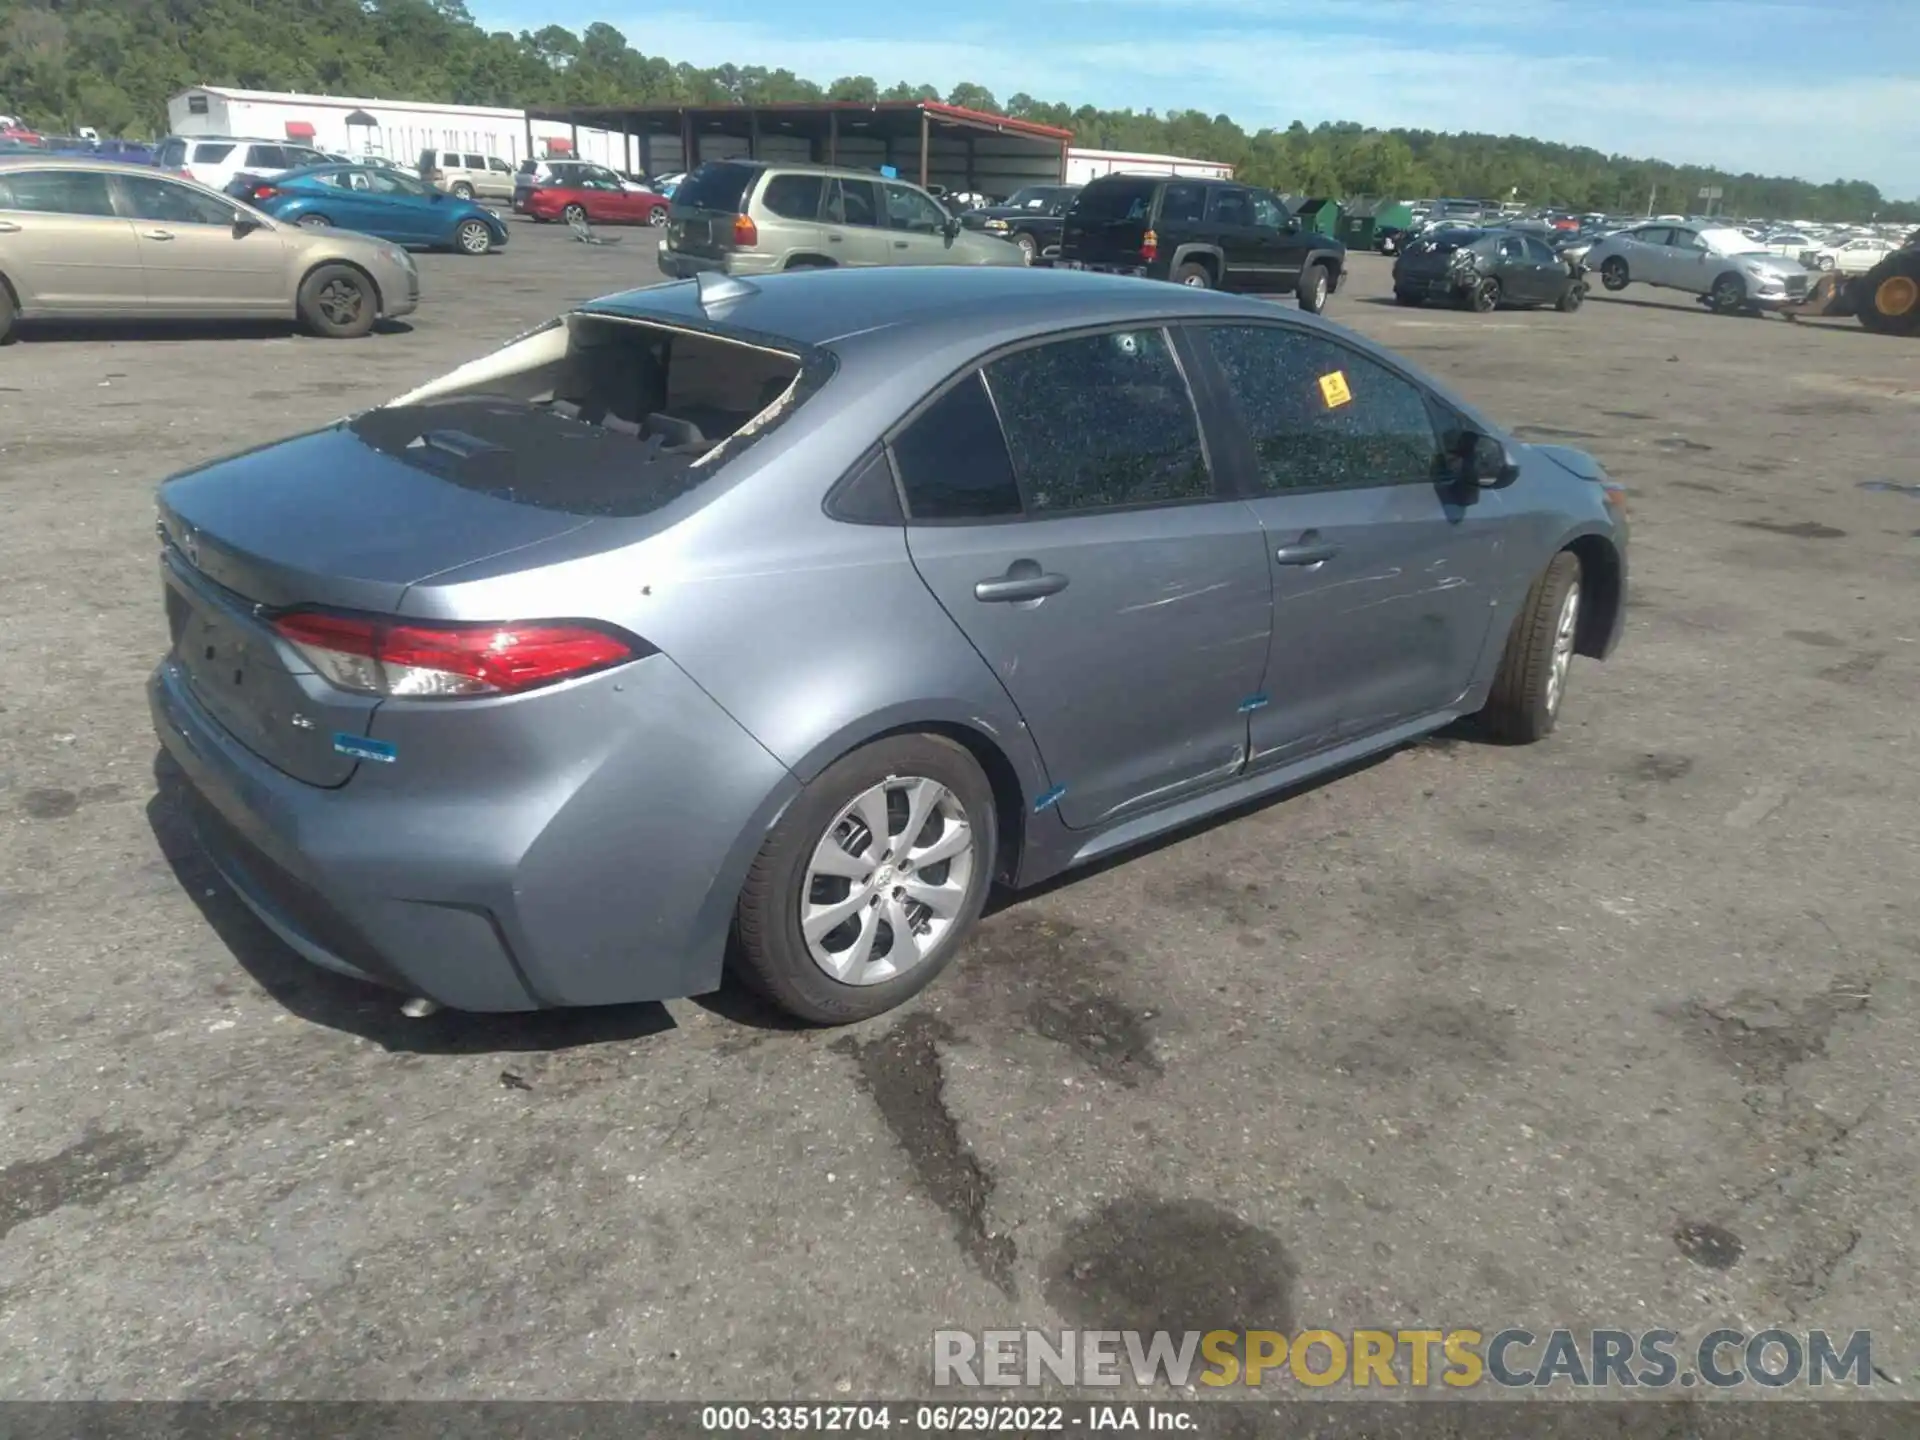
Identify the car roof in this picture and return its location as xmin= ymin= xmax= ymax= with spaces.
xmin=590 ymin=265 xmax=1320 ymax=353
xmin=0 ymin=154 xmax=184 ymax=177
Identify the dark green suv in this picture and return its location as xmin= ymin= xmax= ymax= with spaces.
xmin=1057 ymin=174 xmax=1346 ymax=312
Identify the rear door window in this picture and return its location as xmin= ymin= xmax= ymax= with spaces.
xmin=191 ymin=142 xmax=236 ymax=164
xmin=244 ymin=144 xmax=291 ymax=169
xmin=157 ymin=138 xmax=187 ymax=167
xmin=1521 ymin=235 xmax=1558 ymax=263
xmin=984 ymin=329 xmax=1211 ymax=514
xmin=760 ymin=173 xmax=824 ymax=221
xmin=1158 ymin=183 xmax=1208 ymax=224
xmin=676 ymin=161 xmax=760 ymax=213
xmin=0 ymin=169 xmax=117 ymax=217
xmin=489 ymin=157 xmax=513 ymax=174
xmin=892 ymin=373 xmax=1023 ymax=520
xmin=464 ymin=154 xmax=487 ymax=171
xmin=829 ymin=178 xmax=883 ymax=228
xmin=1209 ymin=188 xmax=1253 ymax=225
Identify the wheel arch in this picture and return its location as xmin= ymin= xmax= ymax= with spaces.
xmin=1168 ymin=244 xmax=1223 ymax=280
xmin=784 ymin=253 xmax=838 ymax=270
xmin=783 ymin=703 xmax=1047 ymax=889
xmin=1303 ymin=247 xmax=1344 ymax=280
xmin=0 ymin=266 xmax=20 ymax=311
xmin=1562 ymin=530 xmax=1625 ymax=660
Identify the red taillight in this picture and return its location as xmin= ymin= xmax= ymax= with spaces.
xmin=732 ymin=213 xmax=758 ymax=247
xmin=251 ymin=185 xmax=280 ymax=201
xmin=1141 ymin=227 xmax=1158 ymax=262
xmin=271 ymin=612 xmax=641 ymax=698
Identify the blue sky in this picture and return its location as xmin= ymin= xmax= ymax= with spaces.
xmin=471 ymin=0 xmax=1920 ymax=199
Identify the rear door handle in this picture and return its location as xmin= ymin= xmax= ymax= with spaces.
xmin=975 ymin=566 xmax=1069 ymax=603
xmin=1275 ymin=534 xmax=1339 ymax=566
xmin=894 ymin=240 xmax=909 ymax=249
xmin=142 ymin=229 xmax=176 ymax=241
xmin=826 ymin=232 xmax=844 ymax=242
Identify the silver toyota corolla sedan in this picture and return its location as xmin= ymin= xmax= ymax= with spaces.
xmin=150 ymin=266 xmax=1629 ymax=1024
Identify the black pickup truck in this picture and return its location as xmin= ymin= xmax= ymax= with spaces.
xmin=958 ymin=184 xmax=1081 ymax=262
xmin=1055 ymin=173 xmax=1346 ymax=312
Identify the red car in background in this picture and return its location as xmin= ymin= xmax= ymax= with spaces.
xmin=524 ymin=175 xmax=668 ymax=227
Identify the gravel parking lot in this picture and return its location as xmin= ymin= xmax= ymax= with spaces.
xmin=2 ymin=224 xmax=1916 ymax=1399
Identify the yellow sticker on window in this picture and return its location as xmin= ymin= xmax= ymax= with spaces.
xmin=1318 ymin=370 xmax=1353 ymax=409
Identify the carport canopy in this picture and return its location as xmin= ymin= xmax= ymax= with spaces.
xmin=526 ymin=100 xmax=1072 ymax=199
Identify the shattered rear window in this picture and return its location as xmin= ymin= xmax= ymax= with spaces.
xmin=351 ymin=320 xmax=806 ymax=517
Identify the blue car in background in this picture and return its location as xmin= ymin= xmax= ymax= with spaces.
xmin=230 ymin=163 xmax=509 ymax=255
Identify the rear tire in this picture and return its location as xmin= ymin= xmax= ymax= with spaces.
xmin=1468 ymin=276 xmax=1501 ymax=312
xmin=1478 ymin=551 xmax=1582 ymax=744
xmin=1393 ymin=289 xmax=1423 ymax=306
xmin=1297 ymin=261 xmax=1332 ymax=313
xmin=562 ymin=203 xmax=587 ymax=226
xmin=454 ymin=219 xmax=492 ymax=255
xmin=0 ymin=284 xmax=16 ymax=345
xmin=647 ymin=205 xmax=668 ymax=227
xmin=1600 ymin=257 xmax=1629 ymax=291
xmin=1174 ymin=261 xmax=1212 ymax=288
xmin=731 ymin=734 xmax=997 ymax=1024
xmin=451 ymin=182 xmax=474 ymax=200
xmin=297 ymin=263 xmax=377 ymax=339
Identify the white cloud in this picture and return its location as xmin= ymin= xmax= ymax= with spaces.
xmin=539 ymin=9 xmax=1920 ymax=196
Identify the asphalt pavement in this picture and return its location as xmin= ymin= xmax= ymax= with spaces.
xmin=1 ymin=228 xmax=1917 ymax=1399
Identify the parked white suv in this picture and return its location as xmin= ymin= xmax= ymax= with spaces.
xmin=155 ymin=136 xmax=331 ymax=191
xmin=1584 ymin=223 xmax=1812 ymax=314
xmin=417 ymin=149 xmax=515 ymax=203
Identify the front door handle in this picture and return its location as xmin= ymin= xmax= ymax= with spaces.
xmin=826 ymin=232 xmax=844 ymax=242
xmin=1275 ymin=534 xmax=1339 ymax=566
xmin=894 ymin=240 xmax=909 ymax=249
xmin=975 ymin=563 xmax=1069 ymax=603
xmin=142 ymin=229 xmax=176 ymax=241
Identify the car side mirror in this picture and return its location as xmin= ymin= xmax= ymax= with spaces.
xmin=1465 ymin=432 xmax=1520 ymax=488
xmin=232 ymin=212 xmax=263 ymax=238
xmin=943 ymin=216 xmax=961 ymax=240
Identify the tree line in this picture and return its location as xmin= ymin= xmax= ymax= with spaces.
xmin=2 ymin=0 xmax=1911 ymax=223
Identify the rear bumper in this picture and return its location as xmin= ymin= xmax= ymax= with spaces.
xmin=149 ymin=652 xmax=798 ymax=1012
xmin=658 ymin=248 xmax=784 ymax=279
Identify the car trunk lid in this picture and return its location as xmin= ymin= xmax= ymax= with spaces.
xmin=158 ymin=423 xmax=595 ymax=785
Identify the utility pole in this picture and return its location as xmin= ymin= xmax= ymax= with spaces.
xmin=1646 ymin=184 xmax=1656 ymax=216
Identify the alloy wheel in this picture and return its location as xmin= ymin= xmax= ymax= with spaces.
xmin=1309 ymin=270 xmax=1328 ymax=308
xmin=800 ymin=775 xmax=976 ymax=987
xmin=1546 ymin=582 xmax=1581 ymax=715
xmin=299 ymin=215 xmax=332 ymax=229
xmin=316 ymin=278 xmax=365 ymax=329
xmin=457 ymin=220 xmax=490 ymax=254
xmin=563 ymin=204 xmax=587 ymax=225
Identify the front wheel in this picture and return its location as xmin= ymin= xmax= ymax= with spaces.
xmin=1556 ymin=280 xmax=1587 ymax=313
xmin=1297 ymin=261 xmax=1332 ymax=313
xmin=1600 ymin=257 xmax=1629 ymax=291
xmin=1479 ymin=552 xmax=1583 ymax=744
xmin=1393 ymin=289 xmax=1423 ymax=307
xmin=1816 ymin=255 xmax=1835 ymax=272
xmin=562 ymin=203 xmax=588 ymax=226
xmin=1467 ymin=276 xmax=1501 ymax=312
xmin=1709 ymin=272 xmax=1747 ymax=314
xmin=1174 ymin=261 xmax=1212 ymax=288
xmin=297 ymin=214 xmax=333 ymax=229
xmin=297 ymin=263 xmax=377 ymax=339
xmin=646 ymin=205 xmax=668 ymax=227
xmin=454 ymin=219 xmax=492 ymax=255
xmin=732 ymin=734 xmax=997 ymax=1024
xmin=1015 ymin=232 xmax=1038 ymax=265
xmin=0 ymin=284 xmax=17 ymax=345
